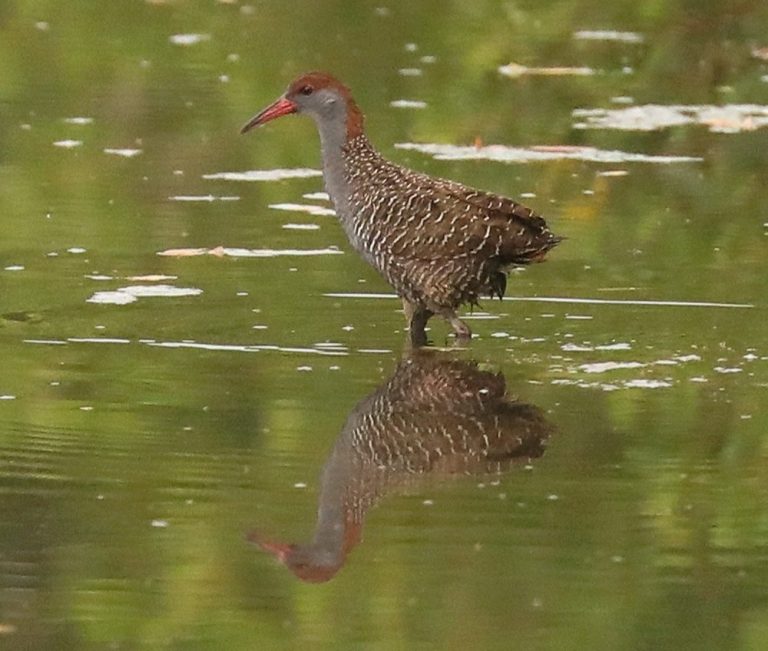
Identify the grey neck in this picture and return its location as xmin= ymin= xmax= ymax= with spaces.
xmin=313 ymin=114 xmax=352 ymax=217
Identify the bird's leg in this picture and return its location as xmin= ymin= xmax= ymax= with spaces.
xmin=402 ymin=299 xmax=432 ymax=347
xmin=442 ymin=310 xmax=472 ymax=341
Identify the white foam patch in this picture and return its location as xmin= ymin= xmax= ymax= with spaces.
xmin=158 ymin=246 xmax=342 ymax=258
xmin=623 ymin=379 xmax=673 ymax=388
xmin=580 ymin=361 xmax=646 ymax=373
xmin=169 ymin=195 xmax=240 ymax=202
xmin=202 ymin=169 xmax=322 ymax=182
xmin=282 ymin=223 xmax=321 ymax=230
xmin=53 ymin=140 xmax=83 ymax=148
xmin=390 ymin=99 xmax=428 ymax=109
xmin=395 ymin=142 xmax=701 ymax=164
xmin=87 ymin=285 xmax=203 ymax=305
xmin=499 ymin=63 xmax=596 ymax=78
xmin=104 ymin=148 xmax=142 ymax=158
xmin=573 ymin=104 xmax=768 ymax=133
xmin=573 ymin=30 xmax=644 ymax=43
xmin=169 ymin=33 xmax=210 ymax=46
xmin=269 ymin=202 xmax=336 ymax=216
xmin=302 ymin=191 xmax=330 ymax=201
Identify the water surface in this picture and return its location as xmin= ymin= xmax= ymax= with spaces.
xmin=1 ymin=1 xmax=768 ymax=649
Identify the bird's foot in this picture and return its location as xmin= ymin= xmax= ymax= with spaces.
xmin=449 ymin=316 xmax=472 ymax=342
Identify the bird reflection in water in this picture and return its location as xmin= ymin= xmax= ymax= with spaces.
xmin=248 ymin=351 xmax=555 ymax=583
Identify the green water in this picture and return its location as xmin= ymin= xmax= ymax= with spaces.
xmin=1 ymin=1 xmax=768 ymax=649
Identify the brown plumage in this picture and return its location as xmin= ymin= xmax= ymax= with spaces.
xmin=242 ymin=72 xmax=562 ymax=344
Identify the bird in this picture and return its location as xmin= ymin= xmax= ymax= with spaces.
xmin=248 ymin=351 xmax=554 ymax=582
xmin=241 ymin=72 xmax=562 ymax=345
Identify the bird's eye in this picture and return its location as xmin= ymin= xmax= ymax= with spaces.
xmin=299 ymin=85 xmax=314 ymax=96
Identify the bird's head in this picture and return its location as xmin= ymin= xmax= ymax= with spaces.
xmin=240 ymin=71 xmax=364 ymax=139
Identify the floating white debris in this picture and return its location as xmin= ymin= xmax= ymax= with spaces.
xmin=390 ymin=99 xmax=428 ymax=109
xmin=573 ymin=30 xmax=644 ymax=43
xmin=580 ymin=361 xmax=646 ymax=373
xmin=146 ymin=340 xmax=347 ymax=356
xmin=714 ymin=366 xmax=743 ymax=374
xmin=297 ymin=365 xmax=313 ymax=372
xmin=398 ymin=68 xmax=423 ymax=76
xmin=269 ymin=202 xmax=336 ymax=216
xmin=596 ymin=342 xmax=632 ymax=351
xmin=151 ymin=519 xmax=169 ymax=528
xmin=125 ymin=274 xmax=178 ymax=282
xmin=560 ymin=342 xmax=632 ymax=352
xmin=395 ymin=142 xmax=702 ymax=164
xmin=323 ymin=292 xmax=753 ymax=309
xmin=303 ymin=191 xmax=330 ymax=201
xmin=157 ymin=245 xmax=342 ymax=259
xmin=573 ymin=104 xmax=768 ymax=133
xmin=67 ymin=247 xmax=86 ymax=254
xmin=282 ymin=223 xmax=321 ymax=230
xmin=87 ymin=285 xmax=203 ymax=305
xmin=67 ymin=337 xmax=131 ymax=344
xmin=169 ymin=194 xmax=240 ymax=202
xmin=561 ymin=343 xmax=594 ymax=352
xmin=85 ymin=292 xmax=131 ymax=305
xmin=597 ymin=170 xmax=629 ymax=177
xmin=104 ymin=148 xmax=142 ymax=158
xmin=623 ymin=379 xmax=672 ymax=389
xmin=4 ymin=265 xmax=24 ymax=271
xmin=499 ymin=62 xmax=596 ymax=78
xmin=53 ymin=140 xmax=82 ymax=148
xmin=64 ymin=117 xmax=94 ymax=125
xmin=169 ymin=33 xmax=210 ymax=46
xmin=202 ymin=168 xmax=322 ymax=182
xmin=0 ymin=395 xmax=16 ymax=400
